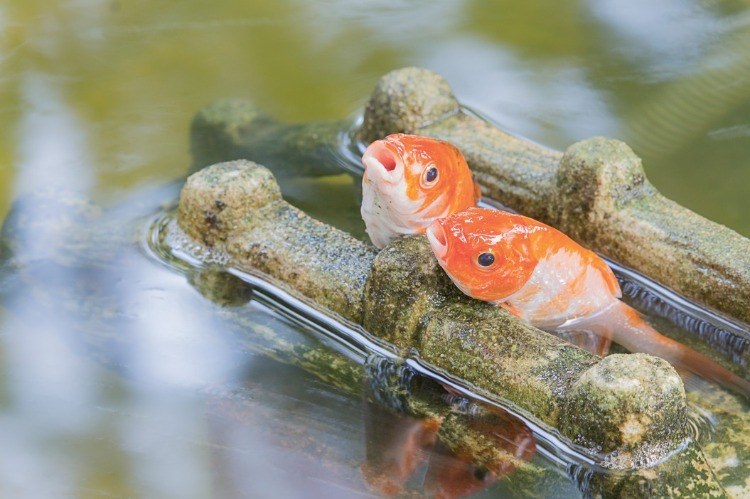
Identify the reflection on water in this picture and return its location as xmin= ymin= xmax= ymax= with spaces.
xmin=205 ymin=358 xmax=370 ymax=498
xmin=0 ymin=190 xmax=238 ymax=496
xmin=2 ymin=0 xmax=750 ymax=233
xmin=16 ymin=74 xmax=93 ymax=198
xmin=362 ymin=400 xmax=531 ymax=499
xmin=1 ymin=0 xmax=750 ymax=497
xmin=361 ymin=357 xmax=537 ymax=497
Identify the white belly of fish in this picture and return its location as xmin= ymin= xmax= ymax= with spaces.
xmin=361 ymin=182 xmax=416 ymax=248
xmin=505 ymin=248 xmax=618 ymax=328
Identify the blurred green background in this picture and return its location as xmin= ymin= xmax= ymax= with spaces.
xmin=2 ymin=0 xmax=749 ymax=234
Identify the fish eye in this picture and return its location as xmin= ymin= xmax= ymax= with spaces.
xmin=477 ymin=252 xmax=495 ymax=267
xmin=424 ymin=166 xmax=438 ymax=183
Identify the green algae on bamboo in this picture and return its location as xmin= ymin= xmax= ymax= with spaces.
xmin=692 ymin=390 xmax=750 ymax=498
xmin=559 ymin=354 xmax=686 ymax=459
xmin=177 ymin=159 xmax=692 ymax=469
xmin=177 ymin=160 xmax=377 ymax=323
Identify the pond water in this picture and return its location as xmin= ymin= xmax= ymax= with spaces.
xmin=2 ymin=1 xmax=750 ymax=497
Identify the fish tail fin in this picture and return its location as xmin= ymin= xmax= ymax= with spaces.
xmin=608 ymin=301 xmax=750 ymax=397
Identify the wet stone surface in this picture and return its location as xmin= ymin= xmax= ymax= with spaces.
xmin=560 ymin=353 xmax=688 ymax=467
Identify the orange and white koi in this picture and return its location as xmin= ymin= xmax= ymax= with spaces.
xmin=361 ymin=134 xmax=480 ymax=249
xmin=361 ymin=393 xmax=534 ymax=498
xmin=427 ymin=207 xmax=750 ymax=395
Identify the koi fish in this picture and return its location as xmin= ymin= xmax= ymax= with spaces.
xmin=361 ymin=391 xmax=534 ymax=498
xmin=361 ymin=134 xmax=481 ymax=249
xmin=426 ymin=207 xmax=750 ymax=395
xmin=424 ymin=401 xmax=535 ymax=499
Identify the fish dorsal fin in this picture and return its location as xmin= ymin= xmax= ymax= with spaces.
xmin=472 ymin=176 xmax=482 ymax=204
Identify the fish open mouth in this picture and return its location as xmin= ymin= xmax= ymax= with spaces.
xmin=426 ymin=220 xmax=448 ymax=260
xmin=362 ymin=141 xmax=398 ymax=173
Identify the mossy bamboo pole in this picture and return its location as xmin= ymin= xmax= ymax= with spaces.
xmin=177 ymin=159 xmax=691 ymax=471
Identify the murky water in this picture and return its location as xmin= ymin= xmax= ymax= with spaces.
xmin=2 ymin=0 xmax=750 ymax=497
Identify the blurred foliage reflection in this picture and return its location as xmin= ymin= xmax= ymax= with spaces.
xmin=2 ymin=0 xmax=750 ymax=233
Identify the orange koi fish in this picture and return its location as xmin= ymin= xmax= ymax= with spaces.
xmin=426 ymin=207 xmax=750 ymax=395
xmin=424 ymin=405 xmax=535 ymax=499
xmin=361 ymin=134 xmax=481 ymax=249
xmin=361 ymin=394 xmax=534 ymax=498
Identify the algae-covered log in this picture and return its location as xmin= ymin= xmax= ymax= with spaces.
xmin=177 ymin=159 xmax=691 ymax=469
xmin=357 ymin=67 xmax=750 ymax=328
xmin=178 ymin=161 xmax=377 ymax=323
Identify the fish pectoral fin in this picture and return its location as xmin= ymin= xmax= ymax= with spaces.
xmin=499 ymin=302 xmax=522 ymax=318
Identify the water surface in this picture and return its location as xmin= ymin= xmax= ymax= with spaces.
xmin=1 ymin=1 xmax=750 ymax=497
